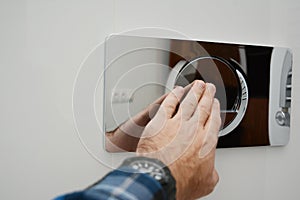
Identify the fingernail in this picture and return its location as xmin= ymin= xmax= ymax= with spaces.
xmin=207 ymin=83 xmax=216 ymax=94
xmin=196 ymin=80 xmax=205 ymax=88
xmin=175 ymin=85 xmax=183 ymax=90
xmin=214 ymin=98 xmax=220 ymax=105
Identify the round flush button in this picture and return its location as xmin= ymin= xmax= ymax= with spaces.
xmin=166 ymin=56 xmax=249 ymax=137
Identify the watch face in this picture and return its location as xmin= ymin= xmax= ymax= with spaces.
xmin=130 ymin=160 xmax=166 ymax=181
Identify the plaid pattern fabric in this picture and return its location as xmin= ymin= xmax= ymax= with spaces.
xmin=54 ymin=167 xmax=166 ymax=200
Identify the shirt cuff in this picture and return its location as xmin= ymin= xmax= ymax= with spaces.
xmin=87 ymin=166 xmax=166 ymax=200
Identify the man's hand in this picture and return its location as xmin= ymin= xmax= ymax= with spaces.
xmin=137 ymin=80 xmax=221 ymax=200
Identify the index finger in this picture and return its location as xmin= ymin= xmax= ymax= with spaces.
xmin=157 ymin=86 xmax=185 ymax=118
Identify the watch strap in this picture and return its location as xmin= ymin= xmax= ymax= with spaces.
xmin=120 ymin=156 xmax=176 ymax=200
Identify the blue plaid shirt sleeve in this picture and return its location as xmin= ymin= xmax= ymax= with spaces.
xmin=54 ymin=167 xmax=167 ymax=200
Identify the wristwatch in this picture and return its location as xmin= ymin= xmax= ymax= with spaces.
xmin=120 ymin=156 xmax=176 ymax=199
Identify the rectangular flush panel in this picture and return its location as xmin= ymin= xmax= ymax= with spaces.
xmin=104 ymin=34 xmax=292 ymax=151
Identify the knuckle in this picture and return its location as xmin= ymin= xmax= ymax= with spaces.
xmin=213 ymin=170 xmax=219 ymax=184
xmin=185 ymin=98 xmax=196 ymax=109
xmin=205 ymin=171 xmax=219 ymax=195
xmin=170 ymin=92 xmax=181 ymax=103
xmin=199 ymin=103 xmax=210 ymax=116
xmin=166 ymin=102 xmax=177 ymax=112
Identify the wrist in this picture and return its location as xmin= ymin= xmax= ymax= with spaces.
xmin=120 ymin=156 xmax=176 ymax=200
xmin=168 ymin=164 xmax=187 ymax=200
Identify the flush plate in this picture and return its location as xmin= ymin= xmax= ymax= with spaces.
xmin=104 ymin=34 xmax=292 ymax=151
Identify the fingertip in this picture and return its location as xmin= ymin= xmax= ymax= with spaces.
xmin=207 ymin=82 xmax=216 ymax=88
xmin=213 ymin=98 xmax=220 ymax=108
xmin=173 ymin=85 xmax=184 ymax=97
xmin=206 ymin=83 xmax=216 ymax=95
xmin=175 ymin=85 xmax=184 ymax=90
xmin=194 ymin=79 xmax=206 ymax=88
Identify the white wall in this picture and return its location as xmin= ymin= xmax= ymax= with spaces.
xmin=0 ymin=0 xmax=299 ymax=199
